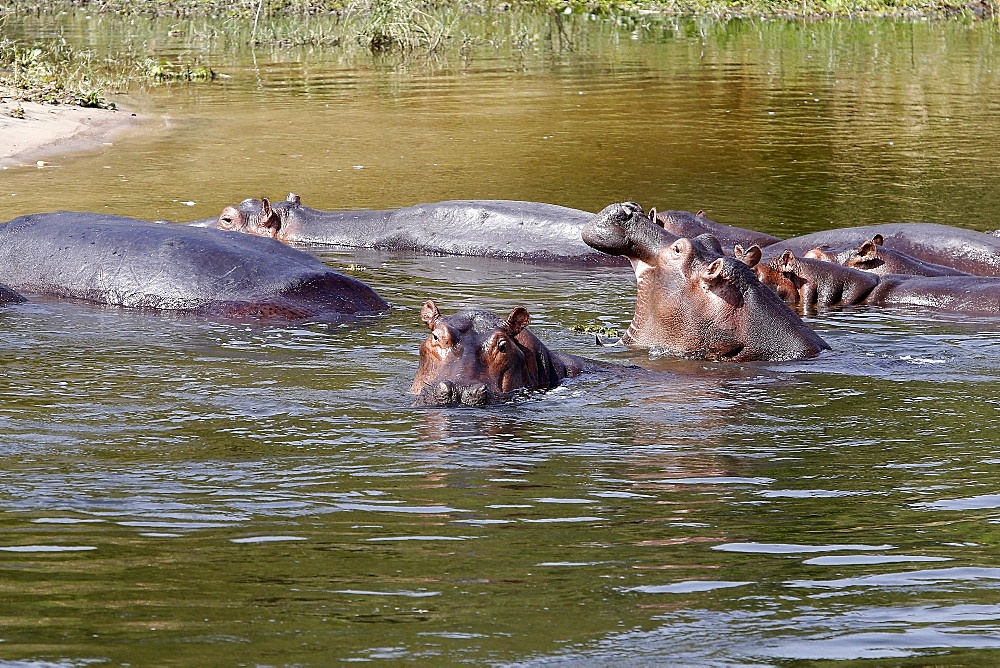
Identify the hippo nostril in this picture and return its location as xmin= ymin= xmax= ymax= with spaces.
xmin=460 ymin=384 xmax=488 ymax=407
xmin=433 ymin=380 xmax=456 ymax=405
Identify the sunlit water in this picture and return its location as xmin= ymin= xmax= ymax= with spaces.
xmin=2 ymin=11 xmax=1000 ymax=666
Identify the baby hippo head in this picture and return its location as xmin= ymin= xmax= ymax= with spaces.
xmin=410 ymin=300 xmax=552 ymax=407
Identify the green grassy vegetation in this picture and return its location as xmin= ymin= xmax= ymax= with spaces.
xmin=0 ymin=36 xmax=119 ymax=108
xmin=1 ymin=0 xmax=995 ymax=110
xmin=2 ymin=0 xmax=996 ymax=18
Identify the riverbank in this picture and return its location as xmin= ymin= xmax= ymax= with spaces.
xmin=0 ymin=88 xmax=140 ymax=169
xmin=2 ymin=0 xmax=996 ymax=19
xmin=1 ymin=0 xmax=995 ymax=169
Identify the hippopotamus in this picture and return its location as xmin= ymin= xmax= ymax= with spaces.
xmin=653 ymin=208 xmax=782 ymax=251
xmin=802 ymin=235 xmax=969 ymax=277
xmin=213 ymin=194 xmax=624 ymax=265
xmin=677 ymin=211 xmax=1000 ymax=278
xmin=410 ymin=300 xmax=587 ymax=406
xmin=0 ymin=212 xmax=388 ymax=319
xmin=0 ymin=283 xmax=25 ymax=306
xmin=582 ymin=203 xmax=829 ymax=361
xmin=740 ymin=248 xmax=1000 ymax=314
xmin=650 ymin=208 xmax=1000 ymax=277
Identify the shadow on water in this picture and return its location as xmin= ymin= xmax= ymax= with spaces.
xmin=2 ymin=10 xmax=1000 ymax=667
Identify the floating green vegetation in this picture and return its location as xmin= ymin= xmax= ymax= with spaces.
xmin=142 ymin=59 xmax=217 ymax=81
xmin=572 ymin=322 xmax=624 ymax=339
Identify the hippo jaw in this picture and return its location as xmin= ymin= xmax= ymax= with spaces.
xmin=624 ymin=238 xmax=751 ymax=359
xmin=583 ymin=202 xmax=670 ymax=266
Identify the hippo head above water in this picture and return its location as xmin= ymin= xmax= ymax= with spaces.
xmin=216 ymin=194 xmax=300 ymax=240
xmin=803 ymin=235 xmax=969 ymax=277
xmin=410 ymin=300 xmax=584 ymax=407
xmin=583 ymin=202 xmax=829 ymax=361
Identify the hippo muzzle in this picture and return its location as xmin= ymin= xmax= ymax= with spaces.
xmin=414 ymin=380 xmax=492 ymax=407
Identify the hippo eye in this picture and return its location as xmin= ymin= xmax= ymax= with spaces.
xmin=496 ymin=339 xmax=507 ymax=353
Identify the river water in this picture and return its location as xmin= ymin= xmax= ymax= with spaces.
xmin=2 ymin=11 xmax=1000 ymax=666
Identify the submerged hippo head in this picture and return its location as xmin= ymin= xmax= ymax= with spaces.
xmin=410 ymin=300 xmax=582 ymax=407
xmin=804 ymin=235 xmax=968 ymax=277
xmin=583 ymin=203 xmax=829 ymax=361
xmin=739 ymin=247 xmax=880 ymax=308
xmin=216 ymin=193 xmax=301 ymax=240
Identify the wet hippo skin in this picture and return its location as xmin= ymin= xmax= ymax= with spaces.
xmin=583 ymin=202 xmax=829 ymax=362
xmin=213 ymin=194 xmax=626 ymax=265
xmin=0 ymin=211 xmax=388 ymax=320
xmin=410 ymin=300 xmax=587 ymax=406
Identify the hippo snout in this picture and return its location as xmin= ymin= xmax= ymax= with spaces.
xmin=417 ymin=380 xmax=490 ymax=407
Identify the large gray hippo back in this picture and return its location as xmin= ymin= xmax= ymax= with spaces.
xmin=0 ymin=212 xmax=388 ymax=319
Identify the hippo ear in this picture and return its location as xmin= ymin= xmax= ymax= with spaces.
xmin=857 ymin=238 xmax=880 ymax=261
xmin=779 ymin=250 xmax=797 ymax=272
xmin=700 ymin=258 xmax=726 ymax=286
xmin=696 ymin=209 xmax=706 ymax=217
xmin=286 ymin=192 xmax=301 ymax=204
xmin=735 ymin=244 xmax=762 ymax=268
xmin=872 ymin=234 xmax=884 ymax=246
xmin=648 ymin=207 xmax=663 ymax=227
xmin=504 ymin=307 xmax=531 ymax=336
xmin=420 ymin=300 xmax=440 ymax=329
xmin=260 ymin=197 xmax=281 ymax=233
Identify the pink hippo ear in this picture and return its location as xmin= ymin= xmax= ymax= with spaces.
xmin=648 ymin=207 xmax=664 ymax=227
xmin=856 ymin=237 xmax=882 ymax=261
xmin=420 ymin=300 xmax=441 ymax=329
xmin=259 ymin=197 xmax=282 ymax=235
xmin=734 ymin=244 xmax=763 ymax=268
xmin=696 ymin=209 xmax=706 ymax=217
xmin=701 ymin=258 xmax=726 ymax=287
xmin=286 ymin=192 xmax=301 ymax=204
xmin=779 ymin=250 xmax=797 ymax=273
xmin=503 ymin=307 xmax=531 ymax=336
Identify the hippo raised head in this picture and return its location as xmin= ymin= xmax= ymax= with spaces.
xmin=410 ymin=300 xmax=585 ymax=406
xmin=583 ymin=203 xmax=829 ymax=361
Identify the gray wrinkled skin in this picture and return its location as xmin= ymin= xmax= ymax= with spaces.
xmin=0 ymin=211 xmax=388 ymax=320
xmin=214 ymin=194 xmax=625 ymax=265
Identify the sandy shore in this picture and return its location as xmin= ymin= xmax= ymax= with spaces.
xmin=0 ymin=88 xmax=142 ymax=169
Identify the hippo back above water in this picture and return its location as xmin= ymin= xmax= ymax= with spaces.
xmin=0 ymin=212 xmax=388 ymax=320
xmin=410 ymin=300 xmax=587 ymax=406
xmin=215 ymin=194 xmax=622 ymax=265
xmin=741 ymin=248 xmax=1000 ymax=315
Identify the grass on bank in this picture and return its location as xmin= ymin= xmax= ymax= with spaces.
xmin=1 ymin=0 xmax=996 ymax=111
